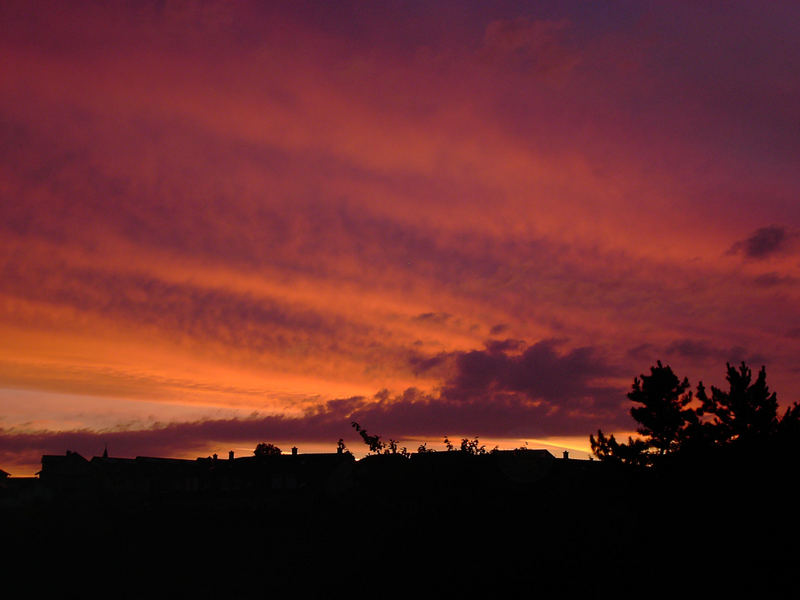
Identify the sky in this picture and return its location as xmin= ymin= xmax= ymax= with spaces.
xmin=2 ymin=0 xmax=800 ymax=475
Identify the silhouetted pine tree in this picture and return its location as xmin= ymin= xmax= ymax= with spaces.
xmin=696 ymin=362 xmax=779 ymax=444
xmin=591 ymin=360 xmax=800 ymax=466
xmin=591 ymin=361 xmax=696 ymax=465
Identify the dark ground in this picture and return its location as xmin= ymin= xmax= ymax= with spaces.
xmin=4 ymin=454 xmax=799 ymax=598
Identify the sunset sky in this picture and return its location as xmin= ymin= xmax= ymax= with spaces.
xmin=2 ymin=1 xmax=799 ymax=475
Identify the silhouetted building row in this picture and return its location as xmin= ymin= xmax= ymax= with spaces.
xmin=32 ymin=448 xmax=355 ymax=499
xmin=1 ymin=446 xmax=600 ymax=506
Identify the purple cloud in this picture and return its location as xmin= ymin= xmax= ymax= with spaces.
xmin=435 ymin=339 xmax=620 ymax=405
xmin=729 ymin=226 xmax=791 ymax=259
xmin=664 ymin=338 xmax=767 ymax=366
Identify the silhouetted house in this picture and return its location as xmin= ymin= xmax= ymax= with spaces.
xmin=549 ymin=451 xmax=607 ymax=490
xmin=0 ymin=468 xmax=9 ymax=497
xmin=89 ymin=455 xmax=137 ymax=490
xmin=210 ymin=451 xmax=355 ymax=494
xmin=355 ymin=453 xmax=414 ymax=487
xmin=88 ymin=455 xmax=204 ymax=495
xmin=36 ymin=447 xmax=356 ymax=499
xmin=286 ymin=452 xmax=355 ymax=494
xmin=38 ymin=451 xmax=94 ymax=494
xmin=134 ymin=457 xmax=203 ymax=493
xmin=492 ymin=449 xmax=556 ymax=483
xmin=406 ymin=448 xmax=559 ymax=488
xmin=1 ymin=477 xmax=48 ymax=506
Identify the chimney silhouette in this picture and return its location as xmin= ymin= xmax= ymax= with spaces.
xmin=228 ymin=450 xmax=234 ymax=461
xmin=562 ymin=450 xmax=569 ymax=460
xmin=291 ymin=446 xmax=298 ymax=456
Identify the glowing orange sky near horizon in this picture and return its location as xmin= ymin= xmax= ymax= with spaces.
xmin=2 ymin=1 xmax=800 ymax=475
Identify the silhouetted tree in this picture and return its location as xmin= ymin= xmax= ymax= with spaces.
xmin=591 ymin=360 xmax=800 ymax=465
xmin=778 ymin=402 xmax=800 ymax=438
xmin=631 ymin=361 xmax=698 ymax=454
xmin=254 ymin=442 xmax=282 ymax=457
xmin=443 ymin=435 xmax=454 ymax=451
xmin=590 ymin=430 xmax=649 ymax=467
xmin=382 ymin=440 xmax=410 ymax=457
xmin=697 ymin=362 xmax=779 ymax=444
xmin=591 ymin=361 xmax=695 ymax=465
xmin=460 ymin=436 xmax=486 ymax=455
xmin=351 ymin=421 xmax=385 ymax=454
